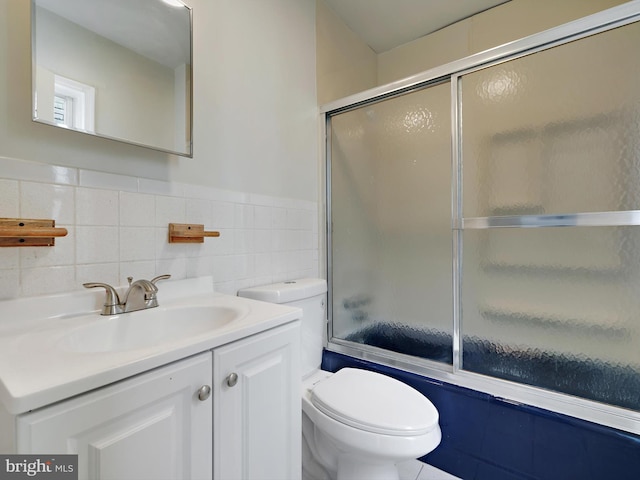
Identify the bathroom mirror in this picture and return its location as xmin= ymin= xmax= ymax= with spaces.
xmin=31 ymin=0 xmax=192 ymax=157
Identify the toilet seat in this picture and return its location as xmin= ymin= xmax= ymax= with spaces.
xmin=309 ymin=368 xmax=439 ymax=436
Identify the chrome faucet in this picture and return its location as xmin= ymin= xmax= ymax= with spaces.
xmin=83 ymin=274 xmax=171 ymax=315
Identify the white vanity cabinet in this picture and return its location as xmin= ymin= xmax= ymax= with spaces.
xmin=213 ymin=321 xmax=301 ymax=480
xmin=16 ymin=352 xmax=213 ymax=480
xmin=9 ymin=320 xmax=301 ymax=480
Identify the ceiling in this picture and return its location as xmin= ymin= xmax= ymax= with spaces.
xmin=323 ymin=0 xmax=511 ymax=53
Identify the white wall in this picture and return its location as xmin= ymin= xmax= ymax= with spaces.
xmin=1 ymin=0 xmax=317 ymax=201
xmin=315 ymin=0 xmax=377 ymax=105
xmin=194 ymin=0 xmax=318 ymax=201
xmin=0 ymin=0 xmax=319 ymax=299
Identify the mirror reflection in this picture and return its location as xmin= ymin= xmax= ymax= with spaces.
xmin=32 ymin=0 xmax=192 ymax=157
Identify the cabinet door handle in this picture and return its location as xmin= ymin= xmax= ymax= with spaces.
xmin=226 ymin=373 xmax=238 ymax=387
xmin=197 ymin=385 xmax=211 ymax=401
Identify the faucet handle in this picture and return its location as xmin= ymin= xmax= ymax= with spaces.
xmin=83 ymin=282 xmax=123 ymax=315
xmin=151 ymin=274 xmax=171 ymax=285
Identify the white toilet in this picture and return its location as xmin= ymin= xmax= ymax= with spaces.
xmin=238 ymin=279 xmax=441 ymax=480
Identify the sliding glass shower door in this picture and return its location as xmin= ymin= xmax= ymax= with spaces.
xmin=329 ymin=81 xmax=453 ymax=365
xmin=326 ymin=5 xmax=640 ymax=424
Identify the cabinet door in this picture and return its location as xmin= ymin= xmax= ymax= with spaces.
xmin=17 ymin=353 xmax=212 ymax=480
xmin=213 ymin=321 xmax=301 ymax=480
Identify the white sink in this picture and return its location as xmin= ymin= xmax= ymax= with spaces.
xmin=0 ymin=276 xmax=302 ymax=415
xmin=59 ymin=305 xmax=242 ymax=353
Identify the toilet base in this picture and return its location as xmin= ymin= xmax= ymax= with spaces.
xmin=303 ymin=449 xmax=402 ymax=480
xmin=337 ymin=455 xmax=400 ymax=480
xmin=303 ymin=412 xmax=410 ymax=480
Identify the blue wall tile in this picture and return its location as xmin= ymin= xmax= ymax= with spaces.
xmin=321 ymin=350 xmax=640 ymax=480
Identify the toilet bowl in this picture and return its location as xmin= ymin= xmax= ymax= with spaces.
xmin=238 ymin=279 xmax=442 ymax=480
xmin=302 ymin=368 xmax=441 ymax=480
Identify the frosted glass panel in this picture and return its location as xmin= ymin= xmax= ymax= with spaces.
xmin=461 ymin=22 xmax=640 ymax=217
xmin=459 ymin=21 xmax=640 ymax=409
xmin=327 ymin=14 xmax=640 ymax=415
xmin=462 ymin=227 xmax=640 ymax=409
xmin=330 ymin=82 xmax=452 ymax=364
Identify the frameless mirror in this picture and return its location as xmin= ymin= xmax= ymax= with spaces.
xmin=31 ymin=0 xmax=192 ymax=157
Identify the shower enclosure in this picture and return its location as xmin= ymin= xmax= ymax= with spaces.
xmin=324 ymin=2 xmax=640 ymax=434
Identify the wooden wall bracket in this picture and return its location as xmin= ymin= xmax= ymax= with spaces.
xmin=168 ymin=223 xmax=220 ymax=243
xmin=0 ymin=218 xmax=68 ymax=247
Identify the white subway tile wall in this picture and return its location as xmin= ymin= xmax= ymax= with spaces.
xmin=0 ymin=157 xmax=320 ymax=299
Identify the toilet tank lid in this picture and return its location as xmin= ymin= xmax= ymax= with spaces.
xmin=238 ymin=278 xmax=327 ymax=304
xmin=310 ymin=368 xmax=439 ymax=436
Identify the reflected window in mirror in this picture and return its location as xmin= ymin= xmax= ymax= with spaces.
xmin=51 ymin=75 xmax=95 ymax=132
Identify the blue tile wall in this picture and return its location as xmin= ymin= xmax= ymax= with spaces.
xmin=321 ymin=350 xmax=640 ymax=480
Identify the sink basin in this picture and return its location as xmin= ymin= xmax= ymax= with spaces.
xmin=59 ymin=305 xmax=241 ymax=353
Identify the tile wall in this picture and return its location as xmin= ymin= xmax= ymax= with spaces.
xmin=0 ymin=157 xmax=319 ymax=300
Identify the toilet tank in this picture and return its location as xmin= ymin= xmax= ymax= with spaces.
xmin=238 ymin=279 xmax=327 ymax=378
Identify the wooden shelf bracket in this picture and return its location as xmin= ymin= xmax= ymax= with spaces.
xmin=168 ymin=223 xmax=220 ymax=243
xmin=0 ymin=218 xmax=68 ymax=247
